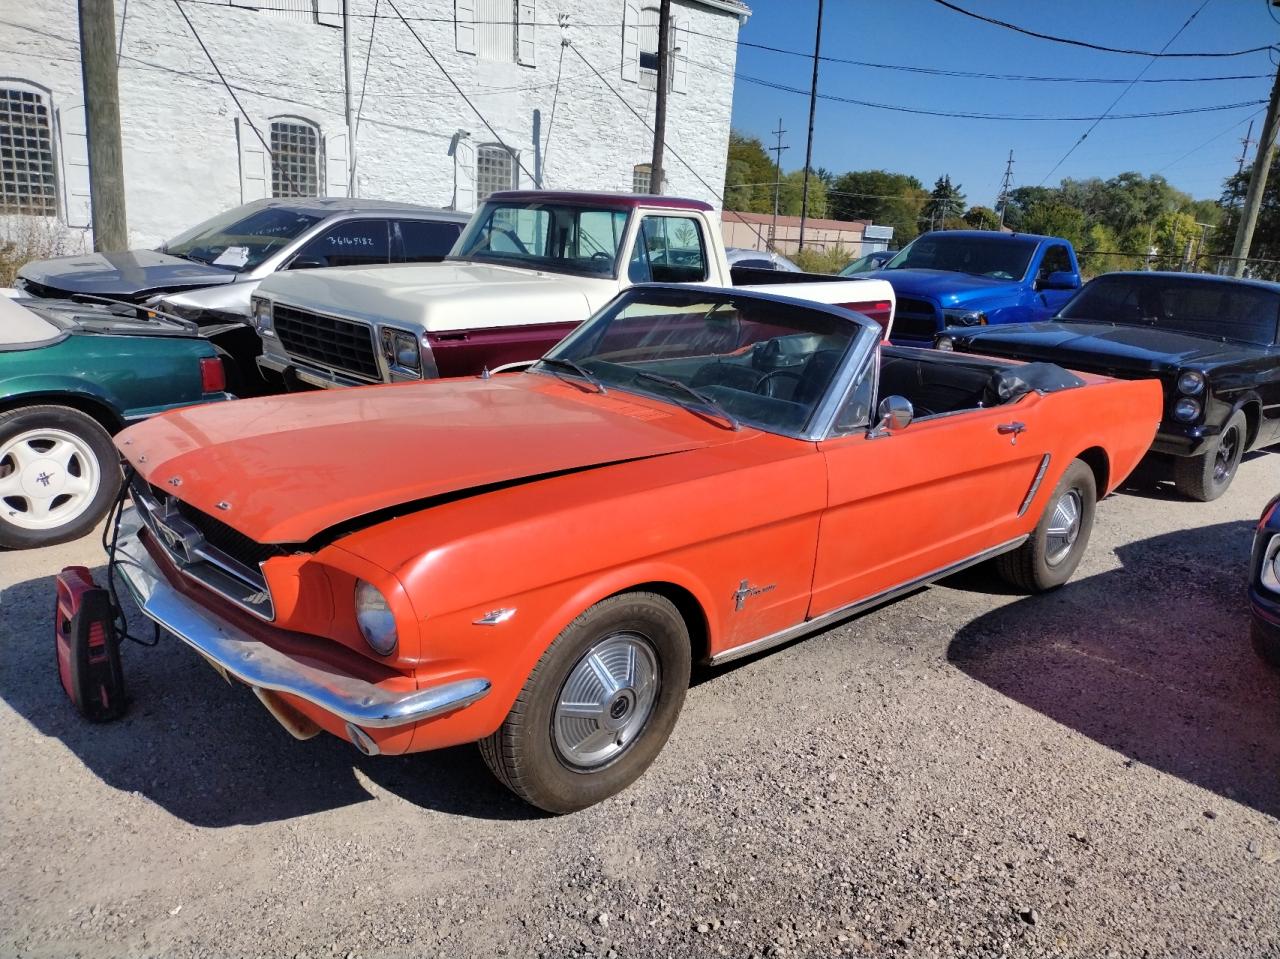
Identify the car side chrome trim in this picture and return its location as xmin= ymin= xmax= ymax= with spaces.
xmin=1018 ymin=454 xmax=1051 ymax=517
xmin=112 ymin=512 xmax=492 ymax=729
xmin=708 ymin=535 xmax=1029 ymax=666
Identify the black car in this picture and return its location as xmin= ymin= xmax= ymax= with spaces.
xmin=935 ymin=272 xmax=1280 ymax=501
xmin=1251 ymin=493 xmax=1280 ymax=667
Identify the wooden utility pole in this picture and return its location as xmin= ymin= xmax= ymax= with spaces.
xmin=768 ymin=118 xmax=788 ymax=246
xmin=649 ymin=0 xmax=672 ymax=194
xmin=1230 ymin=65 xmax=1280 ymax=276
xmin=342 ymin=0 xmax=356 ymax=196
xmin=78 ymin=0 xmax=128 ymax=250
xmin=797 ymin=0 xmax=823 ymax=250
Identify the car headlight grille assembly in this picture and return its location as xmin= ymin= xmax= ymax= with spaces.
xmin=354 ymin=580 xmax=398 ymax=656
xmin=941 ymin=309 xmax=987 ymax=327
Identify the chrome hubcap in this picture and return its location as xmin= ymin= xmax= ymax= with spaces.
xmin=1214 ymin=428 xmax=1239 ymax=483
xmin=1045 ymin=488 xmax=1082 ymax=567
xmin=553 ymin=632 xmax=659 ymax=769
xmin=0 ymin=429 xmax=101 ymax=531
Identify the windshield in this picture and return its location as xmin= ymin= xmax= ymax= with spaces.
xmin=537 ymin=287 xmax=863 ymax=437
xmin=1059 ymin=274 xmax=1280 ymax=347
xmin=450 ymin=201 xmax=630 ymax=277
xmin=163 ymin=204 xmax=323 ymax=272
xmin=882 ymin=234 xmax=1036 ymax=280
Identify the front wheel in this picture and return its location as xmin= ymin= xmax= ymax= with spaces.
xmin=1173 ymin=410 xmax=1246 ymax=502
xmin=479 ymin=592 xmax=691 ymax=814
xmin=997 ymin=458 xmax=1097 ymax=593
xmin=0 ymin=405 xmax=121 ymax=550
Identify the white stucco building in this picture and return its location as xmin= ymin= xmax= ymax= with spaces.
xmin=0 ymin=0 xmax=748 ymax=248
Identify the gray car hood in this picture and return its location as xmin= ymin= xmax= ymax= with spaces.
xmin=18 ymin=250 xmax=239 ymax=301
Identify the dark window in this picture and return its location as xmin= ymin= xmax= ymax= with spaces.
xmin=0 ymin=86 xmax=57 ymax=216
xmin=270 ymin=119 xmax=320 ymax=198
xmin=398 ymin=219 xmax=462 ymax=262
xmin=1038 ymin=244 xmax=1072 ymax=280
xmin=735 ymin=258 xmax=774 ymax=269
xmin=295 ymin=219 xmax=389 ymax=267
xmin=628 ymin=214 xmax=708 ymax=283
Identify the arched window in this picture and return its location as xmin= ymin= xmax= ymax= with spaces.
xmin=476 ymin=144 xmax=517 ymax=202
xmin=632 ymin=163 xmax=651 ymax=194
xmin=269 ymin=117 xmax=320 ymax=198
xmin=0 ymin=82 xmax=57 ymax=215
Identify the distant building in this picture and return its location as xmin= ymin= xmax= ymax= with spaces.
xmin=722 ymin=210 xmax=892 ymax=258
xmin=0 ymin=0 xmax=749 ymax=248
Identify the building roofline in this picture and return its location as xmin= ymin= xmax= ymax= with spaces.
xmin=688 ymin=0 xmax=751 ymax=22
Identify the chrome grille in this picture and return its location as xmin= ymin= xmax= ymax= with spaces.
xmin=129 ymin=479 xmax=282 ymax=620
xmin=273 ymin=304 xmax=381 ymax=381
xmin=893 ymin=296 xmax=940 ymax=342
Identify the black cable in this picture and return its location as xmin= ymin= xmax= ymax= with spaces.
xmin=1038 ymin=0 xmax=1214 ymax=186
xmin=100 ymin=471 xmax=160 ymax=648
xmin=1271 ymin=0 xmax=1280 ymax=28
xmin=565 ymin=41 xmax=781 ymax=255
xmin=170 ymin=0 xmax=301 ymax=195
xmin=539 ymin=39 xmax=566 ymax=186
xmin=382 ymin=0 xmax=537 ymax=183
xmin=349 ymin=0 xmax=380 ymax=192
xmin=927 ymin=0 xmax=1275 ymax=58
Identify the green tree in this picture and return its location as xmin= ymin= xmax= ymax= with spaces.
xmin=1020 ymin=201 xmax=1087 ymax=250
xmin=829 ymin=170 xmax=927 ymax=245
xmin=923 ymin=175 xmax=966 ymax=229
xmin=723 ymin=130 xmax=777 ymax=214
xmin=1002 ymin=186 xmax=1057 ymax=230
xmin=778 ymin=169 xmax=829 ymax=218
xmin=963 ymin=206 xmax=1001 ymax=231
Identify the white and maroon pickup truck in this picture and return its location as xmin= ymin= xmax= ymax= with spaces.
xmin=250 ymin=190 xmax=896 ymax=388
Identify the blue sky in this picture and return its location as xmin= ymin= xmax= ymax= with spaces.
xmin=724 ymin=0 xmax=1276 ymax=206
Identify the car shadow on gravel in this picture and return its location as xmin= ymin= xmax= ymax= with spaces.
xmin=947 ymin=520 xmax=1280 ymax=819
xmin=0 ymin=564 xmax=538 ymax=827
xmin=1117 ymin=448 xmax=1276 ymax=502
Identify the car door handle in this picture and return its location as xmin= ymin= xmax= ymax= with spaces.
xmin=997 ymin=422 xmax=1026 ymax=435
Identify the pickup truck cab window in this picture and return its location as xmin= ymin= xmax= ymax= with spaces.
xmin=451 ymin=199 xmax=631 ymax=278
xmin=628 ymin=215 xmax=709 ymax=283
xmin=292 ymin=219 xmax=390 ymax=268
xmin=884 ymin=233 xmax=1037 ymax=281
xmin=1038 ymin=244 xmax=1073 ymax=282
xmin=164 ymin=206 xmax=323 ymax=272
xmin=538 ymin=287 xmax=865 ymax=438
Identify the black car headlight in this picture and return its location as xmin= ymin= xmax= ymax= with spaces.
xmin=941 ymin=308 xmax=987 ymax=327
xmin=934 ymin=334 xmax=955 ymax=351
xmin=1262 ymin=535 xmax=1280 ymax=595
xmin=1173 ymin=398 xmax=1201 ymax=423
xmin=1177 ymin=371 xmax=1205 ymax=396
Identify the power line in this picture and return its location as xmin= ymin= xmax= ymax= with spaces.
xmin=1156 ymin=109 xmax=1265 ymax=174
xmin=927 ymin=0 xmax=1275 ymax=58
xmin=1038 ymin=0 xmax=1215 ymax=186
xmin=169 ymin=0 xmax=299 ymax=192
xmin=381 ymin=0 xmax=536 ymax=182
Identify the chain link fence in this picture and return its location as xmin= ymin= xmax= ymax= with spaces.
xmin=1077 ymin=250 xmax=1280 ymax=283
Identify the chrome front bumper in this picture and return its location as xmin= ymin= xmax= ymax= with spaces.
xmin=112 ymin=512 xmax=491 ymax=729
xmin=256 ymin=352 xmax=368 ymax=390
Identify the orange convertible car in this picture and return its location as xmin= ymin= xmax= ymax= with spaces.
xmin=110 ymin=286 xmax=1161 ymax=812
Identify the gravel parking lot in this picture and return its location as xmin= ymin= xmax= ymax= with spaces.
xmin=2 ymin=453 xmax=1278 ymax=959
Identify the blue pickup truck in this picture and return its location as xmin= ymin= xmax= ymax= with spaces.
xmin=869 ymin=230 xmax=1082 ymax=345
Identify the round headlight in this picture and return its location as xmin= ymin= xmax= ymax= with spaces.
xmin=1265 ymin=539 xmax=1280 ymax=594
xmin=1177 ymin=371 xmax=1204 ymax=396
xmin=1173 ymin=397 xmax=1201 ymax=423
xmin=354 ymin=580 xmax=397 ymax=656
xmin=935 ymin=335 xmax=955 ymax=352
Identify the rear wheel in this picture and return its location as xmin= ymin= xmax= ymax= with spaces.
xmin=0 ymin=405 xmax=121 ymax=549
xmin=997 ymin=458 xmax=1096 ymax=593
xmin=1173 ymin=410 xmax=1246 ymax=502
xmin=479 ymin=592 xmax=691 ymax=814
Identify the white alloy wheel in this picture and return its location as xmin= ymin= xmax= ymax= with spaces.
xmin=0 ymin=427 xmax=103 ymax=531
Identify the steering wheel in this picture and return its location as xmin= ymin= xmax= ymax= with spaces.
xmin=753 ymin=369 xmax=805 ymax=399
xmin=590 ymin=251 xmax=612 ymax=260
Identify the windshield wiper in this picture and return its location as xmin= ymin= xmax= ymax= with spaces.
xmin=536 ymin=356 xmax=607 ymax=394
xmin=633 ymin=371 xmax=740 ymax=431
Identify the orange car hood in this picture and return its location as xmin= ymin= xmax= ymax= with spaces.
xmin=116 ymin=377 xmax=719 ymax=543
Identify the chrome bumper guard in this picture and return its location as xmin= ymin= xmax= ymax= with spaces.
xmin=112 ymin=511 xmax=491 ymax=729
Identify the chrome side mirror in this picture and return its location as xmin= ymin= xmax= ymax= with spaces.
xmin=868 ymin=395 xmax=913 ymax=439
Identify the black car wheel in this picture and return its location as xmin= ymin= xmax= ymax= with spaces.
xmin=1173 ymin=409 xmax=1246 ymax=503
xmin=997 ymin=458 xmax=1097 ymax=593
xmin=0 ymin=405 xmax=121 ymax=549
xmin=479 ymin=592 xmax=691 ymax=814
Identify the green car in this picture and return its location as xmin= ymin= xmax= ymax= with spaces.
xmin=0 ymin=295 xmax=233 ymax=549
